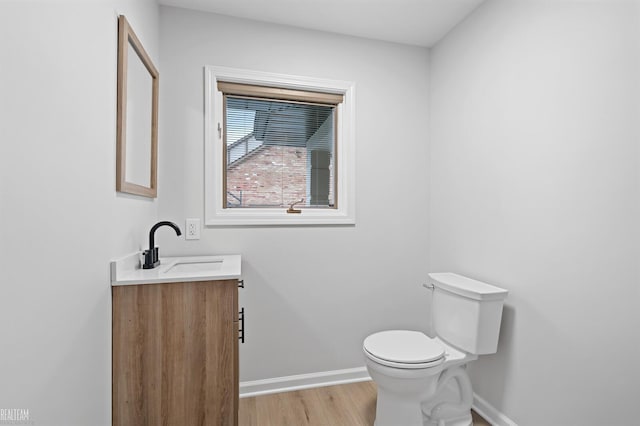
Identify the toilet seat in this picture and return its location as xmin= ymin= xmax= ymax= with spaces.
xmin=363 ymin=330 xmax=445 ymax=369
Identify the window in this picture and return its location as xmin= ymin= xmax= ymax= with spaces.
xmin=204 ymin=66 xmax=355 ymax=226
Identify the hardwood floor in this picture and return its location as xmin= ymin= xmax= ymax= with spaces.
xmin=238 ymin=381 xmax=490 ymax=426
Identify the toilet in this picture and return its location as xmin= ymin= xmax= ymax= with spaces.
xmin=363 ymin=273 xmax=508 ymax=426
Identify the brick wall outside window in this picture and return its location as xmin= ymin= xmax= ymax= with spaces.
xmin=226 ymin=145 xmax=307 ymax=207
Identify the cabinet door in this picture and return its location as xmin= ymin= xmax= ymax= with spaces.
xmin=113 ymin=280 xmax=238 ymax=426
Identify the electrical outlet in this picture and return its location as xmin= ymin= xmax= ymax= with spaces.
xmin=185 ymin=218 xmax=200 ymax=240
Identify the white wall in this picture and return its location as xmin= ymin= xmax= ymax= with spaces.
xmin=429 ymin=0 xmax=640 ymax=424
xmin=158 ymin=6 xmax=432 ymax=381
xmin=0 ymin=1 xmax=159 ymax=424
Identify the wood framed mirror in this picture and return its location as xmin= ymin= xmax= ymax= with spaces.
xmin=116 ymin=15 xmax=158 ymax=198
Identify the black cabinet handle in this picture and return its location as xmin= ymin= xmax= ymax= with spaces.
xmin=238 ymin=307 xmax=245 ymax=343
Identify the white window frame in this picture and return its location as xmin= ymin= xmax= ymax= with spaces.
xmin=204 ymin=66 xmax=356 ymax=226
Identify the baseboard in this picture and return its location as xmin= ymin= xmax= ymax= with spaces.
xmin=472 ymin=393 xmax=518 ymax=426
xmin=239 ymin=366 xmax=371 ymax=398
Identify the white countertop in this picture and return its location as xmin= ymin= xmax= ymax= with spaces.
xmin=111 ymin=253 xmax=242 ymax=286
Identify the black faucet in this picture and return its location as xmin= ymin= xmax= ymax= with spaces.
xmin=142 ymin=221 xmax=182 ymax=269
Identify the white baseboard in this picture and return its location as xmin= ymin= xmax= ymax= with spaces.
xmin=473 ymin=393 xmax=518 ymax=426
xmin=239 ymin=366 xmax=371 ymax=398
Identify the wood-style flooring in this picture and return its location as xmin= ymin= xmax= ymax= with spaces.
xmin=238 ymin=381 xmax=491 ymax=426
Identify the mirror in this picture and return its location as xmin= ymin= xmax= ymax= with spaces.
xmin=116 ymin=15 xmax=158 ymax=198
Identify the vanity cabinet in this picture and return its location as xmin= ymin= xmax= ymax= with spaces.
xmin=112 ymin=279 xmax=239 ymax=426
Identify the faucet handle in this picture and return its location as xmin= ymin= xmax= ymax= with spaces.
xmin=142 ymin=247 xmax=159 ymax=269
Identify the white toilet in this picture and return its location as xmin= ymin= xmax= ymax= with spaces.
xmin=363 ymin=273 xmax=508 ymax=426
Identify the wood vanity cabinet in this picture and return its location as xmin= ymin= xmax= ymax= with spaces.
xmin=112 ymin=279 xmax=239 ymax=426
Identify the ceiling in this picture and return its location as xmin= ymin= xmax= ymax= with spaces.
xmin=157 ymin=0 xmax=485 ymax=47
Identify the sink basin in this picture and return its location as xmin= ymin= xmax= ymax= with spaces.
xmin=162 ymin=258 xmax=223 ymax=274
xmin=111 ymin=254 xmax=241 ymax=286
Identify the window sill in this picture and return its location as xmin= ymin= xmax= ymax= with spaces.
xmin=205 ymin=208 xmax=355 ymax=226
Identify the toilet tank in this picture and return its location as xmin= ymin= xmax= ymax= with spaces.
xmin=428 ymin=273 xmax=508 ymax=355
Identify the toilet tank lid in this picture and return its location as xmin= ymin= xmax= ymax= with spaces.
xmin=427 ymin=273 xmax=508 ymax=301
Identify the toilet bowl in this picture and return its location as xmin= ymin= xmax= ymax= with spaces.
xmin=363 ymin=331 xmax=475 ymax=426
xmin=363 ymin=273 xmax=508 ymax=426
